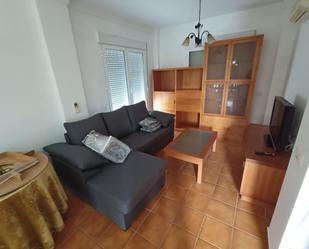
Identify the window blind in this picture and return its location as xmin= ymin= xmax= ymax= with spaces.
xmin=127 ymin=51 xmax=146 ymax=104
xmin=104 ymin=48 xmax=129 ymax=110
xmin=104 ymin=46 xmax=147 ymax=110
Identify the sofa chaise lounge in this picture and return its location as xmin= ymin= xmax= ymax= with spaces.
xmin=44 ymin=101 xmax=174 ymax=229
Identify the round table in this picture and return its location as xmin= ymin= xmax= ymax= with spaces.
xmin=0 ymin=152 xmax=68 ymax=249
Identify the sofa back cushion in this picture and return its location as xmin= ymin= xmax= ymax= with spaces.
xmin=64 ymin=114 xmax=108 ymax=145
xmin=102 ymin=106 xmax=133 ymax=138
xmin=127 ymin=101 xmax=149 ymax=130
xmin=44 ymin=143 xmax=109 ymax=171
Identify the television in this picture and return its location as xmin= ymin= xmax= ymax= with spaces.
xmin=268 ymin=96 xmax=295 ymax=151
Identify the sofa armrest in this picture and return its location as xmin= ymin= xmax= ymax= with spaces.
xmin=149 ymin=111 xmax=175 ymax=127
xmin=43 ymin=143 xmax=109 ymax=171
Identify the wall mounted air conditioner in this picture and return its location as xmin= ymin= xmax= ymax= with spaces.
xmin=290 ymin=0 xmax=309 ymax=23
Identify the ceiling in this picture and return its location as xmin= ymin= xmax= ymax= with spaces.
xmin=70 ymin=0 xmax=283 ymax=28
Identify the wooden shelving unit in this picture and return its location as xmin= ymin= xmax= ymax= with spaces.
xmin=152 ymin=35 xmax=264 ymax=141
xmin=153 ymin=67 xmax=203 ymax=130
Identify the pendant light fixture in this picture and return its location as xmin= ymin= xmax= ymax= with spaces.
xmin=182 ymin=0 xmax=215 ymax=47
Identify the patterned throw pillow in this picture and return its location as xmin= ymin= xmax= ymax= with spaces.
xmin=82 ymin=131 xmax=131 ymax=163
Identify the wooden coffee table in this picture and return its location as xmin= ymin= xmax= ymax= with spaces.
xmin=164 ymin=128 xmax=217 ymax=184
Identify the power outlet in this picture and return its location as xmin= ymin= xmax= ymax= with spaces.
xmin=294 ymin=145 xmax=305 ymax=167
xmin=74 ymin=102 xmax=81 ymax=113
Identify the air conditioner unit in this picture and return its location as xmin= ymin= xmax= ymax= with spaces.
xmin=290 ymin=0 xmax=309 ymax=23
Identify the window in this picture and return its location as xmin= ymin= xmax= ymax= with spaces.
xmin=189 ymin=50 xmax=204 ymax=66
xmin=104 ymin=46 xmax=147 ymax=110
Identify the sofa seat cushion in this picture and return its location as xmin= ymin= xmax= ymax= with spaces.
xmin=86 ymin=151 xmax=166 ymax=214
xmin=64 ymin=114 xmax=108 ymax=145
xmin=121 ymin=128 xmax=170 ymax=153
xmin=103 ymin=106 xmax=134 ymax=138
xmin=127 ymin=101 xmax=149 ymax=130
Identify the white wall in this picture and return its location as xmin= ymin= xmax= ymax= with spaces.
xmin=263 ymin=0 xmax=299 ymax=124
xmin=35 ymin=0 xmax=89 ymax=121
xmin=157 ymin=2 xmax=289 ymax=123
xmin=0 ymin=0 xmax=65 ymax=151
xmin=283 ymin=19 xmax=309 ymax=140
xmin=284 ymin=19 xmax=309 ymax=113
xmin=69 ymin=7 xmax=155 ymax=115
xmin=268 ymin=19 xmax=309 ymax=249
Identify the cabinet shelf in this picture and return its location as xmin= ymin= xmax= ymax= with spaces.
xmin=153 ymin=70 xmax=175 ymax=91
xmin=153 ymin=90 xmax=175 ymax=93
xmin=176 ymin=68 xmax=203 ymax=90
xmin=176 ymin=111 xmax=200 ymax=129
xmin=176 ymin=89 xmax=201 ymax=92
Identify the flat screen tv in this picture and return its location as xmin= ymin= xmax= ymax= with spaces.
xmin=268 ymin=96 xmax=295 ymax=151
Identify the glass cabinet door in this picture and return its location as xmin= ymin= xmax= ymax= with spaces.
xmin=207 ymin=45 xmax=228 ymax=80
xmin=225 ymin=83 xmax=249 ymax=116
xmin=204 ymin=83 xmax=224 ymax=114
xmin=230 ymin=41 xmax=257 ymax=80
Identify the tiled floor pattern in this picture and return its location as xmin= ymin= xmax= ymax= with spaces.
xmin=55 ymin=141 xmax=274 ymax=249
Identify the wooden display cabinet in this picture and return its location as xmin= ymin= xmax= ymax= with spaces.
xmin=201 ymin=35 xmax=264 ymax=141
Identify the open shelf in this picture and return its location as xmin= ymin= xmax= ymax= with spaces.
xmin=153 ymin=70 xmax=176 ymax=91
xmin=176 ymin=111 xmax=200 ymax=129
xmin=176 ymin=68 xmax=203 ymax=90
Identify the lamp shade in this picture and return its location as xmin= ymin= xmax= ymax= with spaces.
xmin=207 ymin=33 xmax=216 ymax=44
xmin=182 ymin=36 xmax=190 ymax=46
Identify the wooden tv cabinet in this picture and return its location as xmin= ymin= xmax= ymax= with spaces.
xmin=240 ymin=124 xmax=291 ymax=205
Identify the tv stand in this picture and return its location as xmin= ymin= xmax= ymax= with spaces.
xmin=240 ymin=124 xmax=291 ymax=205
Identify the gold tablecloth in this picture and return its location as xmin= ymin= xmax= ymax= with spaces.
xmin=0 ymin=162 xmax=68 ymax=249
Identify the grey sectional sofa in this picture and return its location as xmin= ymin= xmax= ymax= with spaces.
xmin=44 ymin=101 xmax=174 ymax=230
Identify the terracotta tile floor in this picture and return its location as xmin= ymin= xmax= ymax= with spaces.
xmin=55 ymin=140 xmax=273 ymax=249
